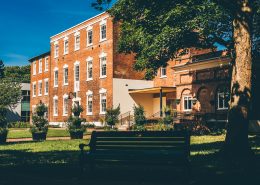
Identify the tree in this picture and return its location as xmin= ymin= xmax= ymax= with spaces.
xmin=0 ymin=60 xmax=4 ymax=79
xmin=4 ymin=65 xmax=30 ymax=83
xmin=92 ymin=0 xmax=260 ymax=159
xmin=0 ymin=78 xmax=22 ymax=129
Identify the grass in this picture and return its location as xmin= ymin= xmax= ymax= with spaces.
xmin=7 ymin=128 xmax=88 ymax=139
xmin=0 ymin=134 xmax=259 ymax=185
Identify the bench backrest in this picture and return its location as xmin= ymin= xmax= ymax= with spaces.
xmin=89 ymin=131 xmax=190 ymax=159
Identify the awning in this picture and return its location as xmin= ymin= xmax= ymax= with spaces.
xmin=129 ymin=86 xmax=176 ymax=94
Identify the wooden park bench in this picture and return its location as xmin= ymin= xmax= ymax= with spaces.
xmin=79 ymin=131 xmax=191 ymax=177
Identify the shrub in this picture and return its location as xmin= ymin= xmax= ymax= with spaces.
xmin=132 ymin=124 xmax=146 ymax=131
xmin=174 ymin=121 xmax=211 ymax=136
xmin=133 ymin=104 xmax=146 ymax=125
xmin=30 ymin=103 xmax=48 ymax=134
xmin=8 ymin=122 xmax=30 ymax=128
xmin=105 ymin=105 xmax=120 ymax=127
xmin=66 ymin=115 xmax=86 ymax=133
xmin=35 ymin=103 xmax=48 ymax=117
xmin=71 ymin=105 xmax=83 ymax=117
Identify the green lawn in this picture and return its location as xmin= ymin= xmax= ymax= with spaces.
xmin=7 ymin=128 xmax=88 ymax=139
xmin=0 ymin=134 xmax=259 ymax=185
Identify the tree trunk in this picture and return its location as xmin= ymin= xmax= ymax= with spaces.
xmin=224 ymin=0 xmax=253 ymax=159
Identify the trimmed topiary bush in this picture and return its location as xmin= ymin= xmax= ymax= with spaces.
xmin=30 ymin=103 xmax=48 ymax=141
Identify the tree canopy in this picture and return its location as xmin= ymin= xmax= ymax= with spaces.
xmin=92 ymin=0 xmax=260 ymax=159
xmin=4 ymin=65 xmax=30 ymax=83
xmin=93 ymin=0 xmax=259 ymax=79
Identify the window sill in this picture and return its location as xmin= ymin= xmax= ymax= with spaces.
xmin=33 ymin=74 xmax=36 ymax=76
xmin=63 ymin=52 xmax=68 ymax=55
xmin=54 ymin=86 xmax=58 ymax=88
xmin=38 ymin=94 xmax=42 ymax=97
xmin=99 ymin=76 xmax=107 ymax=79
xmin=100 ymin=112 xmax=106 ymax=115
xmin=63 ymin=114 xmax=68 ymax=117
xmin=39 ymin=72 xmax=42 ymax=74
xmin=86 ymin=78 xmax=93 ymax=82
xmin=33 ymin=95 xmax=36 ymax=98
xmin=53 ymin=114 xmax=58 ymax=117
xmin=74 ymin=48 xmax=80 ymax=51
xmin=160 ymin=76 xmax=167 ymax=79
xmin=44 ymin=93 xmax=48 ymax=96
xmin=54 ymin=56 xmax=58 ymax=59
xmin=87 ymin=43 xmax=93 ymax=47
xmin=99 ymin=38 xmax=107 ymax=43
xmin=44 ymin=70 xmax=48 ymax=73
xmin=63 ymin=83 xmax=69 ymax=86
xmin=217 ymin=108 xmax=228 ymax=110
xmin=87 ymin=113 xmax=93 ymax=116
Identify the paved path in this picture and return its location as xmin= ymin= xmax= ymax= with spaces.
xmin=7 ymin=135 xmax=90 ymax=142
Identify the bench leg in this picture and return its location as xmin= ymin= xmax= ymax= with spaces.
xmin=184 ymin=161 xmax=192 ymax=180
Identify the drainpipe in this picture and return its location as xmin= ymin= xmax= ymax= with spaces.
xmin=160 ymin=88 xmax=163 ymax=117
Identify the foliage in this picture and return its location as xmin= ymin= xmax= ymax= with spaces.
xmin=175 ymin=121 xmax=211 ymax=136
xmin=105 ymin=105 xmax=120 ymax=126
xmin=30 ymin=115 xmax=48 ymax=133
xmin=150 ymin=120 xmax=173 ymax=131
xmin=66 ymin=115 xmax=86 ymax=133
xmin=131 ymin=124 xmax=146 ymax=131
xmin=71 ymin=105 xmax=83 ymax=116
xmin=0 ymin=60 xmax=4 ymax=79
xmin=0 ymin=127 xmax=8 ymax=135
xmin=163 ymin=106 xmax=173 ymax=124
xmin=3 ymin=65 xmax=30 ymax=83
xmin=8 ymin=122 xmax=30 ymax=128
xmin=35 ymin=102 xmax=48 ymax=117
xmin=0 ymin=79 xmax=22 ymax=110
xmin=133 ymin=104 xmax=146 ymax=125
xmin=30 ymin=103 xmax=48 ymax=134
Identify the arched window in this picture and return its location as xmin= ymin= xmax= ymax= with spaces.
xmin=217 ymin=86 xmax=230 ymax=110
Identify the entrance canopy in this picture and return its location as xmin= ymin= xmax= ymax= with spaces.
xmin=129 ymin=86 xmax=176 ymax=94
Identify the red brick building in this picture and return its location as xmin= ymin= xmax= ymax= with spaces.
xmin=29 ymin=12 xmax=153 ymax=126
xmin=29 ymin=12 xmax=231 ymax=126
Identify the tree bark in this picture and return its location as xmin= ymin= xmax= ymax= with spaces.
xmin=224 ymin=0 xmax=253 ymax=159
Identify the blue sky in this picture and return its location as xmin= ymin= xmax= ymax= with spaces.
xmin=0 ymin=0 xmax=114 ymax=66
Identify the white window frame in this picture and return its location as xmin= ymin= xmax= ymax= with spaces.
xmin=38 ymin=80 xmax=42 ymax=96
xmin=64 ymin=37 xmax=69 ymax=55
xmin=54 ymin=41 xmax=59 ymax=58
xmin=99 ymin=52 xmax=107 ymax=78
xmin=100 ymin=20 xmax=107 ymax=42
xmin=32 ymin=82 xmax=36 ymax=97
xmin=74 ymin=61 xmax=80 ymax=92
xmin=33 ymin=61 xmax=36 ymax=75
xmin=39 ymin=59 xmax=42 ymax=74
xmin=87 ymin=26 xmax=93 ymax=46
xmin=183 ymin=96 xmax=192 ymax=112
xmin=63 ymin=94 xmax=69 ymax=116
xmin=74 ymin=32 xmax=80 ymax=51
xmin=44 ymin=57 xmax=49 ymax=72
xmin=54 ymin=68 xmax=58 ymax=87
xmin=44 ymin=78 xmax=49 ymax=95
xmin=217 ymin=92 xmax=229 ymax=110
xmin=160 ymin=67 xmax=167 ymax=78
xmin=63 ymin=64 xmax=69 ymax=86
xmin=99 ymin=88 xmax=107 ymax=114
xmin=86 ymin=57 xmax=93 ymax=81
xmin=53 ymin=96 xmax=58 ymax=116
xmin=86 ymin=90 xmax=93 ymax=115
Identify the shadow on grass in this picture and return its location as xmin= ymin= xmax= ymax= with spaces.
xmin=0 ymin=136 xmax=259 ymax=185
